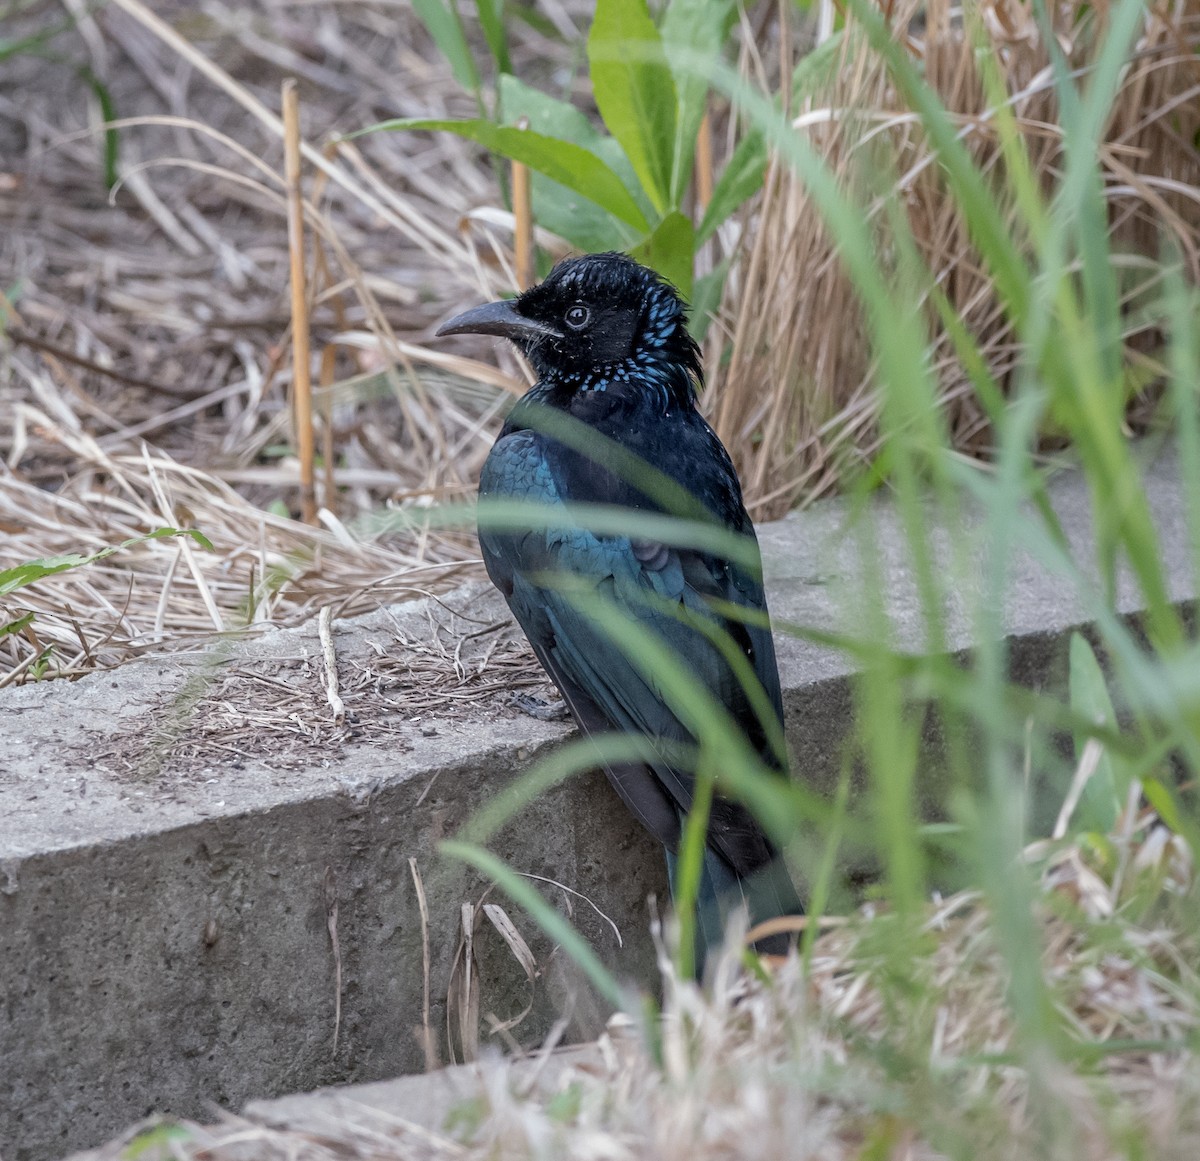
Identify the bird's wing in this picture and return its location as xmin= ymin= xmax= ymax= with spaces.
xmin=480 ymin=431 xmax=784 ymax=877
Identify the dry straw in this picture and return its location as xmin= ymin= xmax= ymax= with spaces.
xmin=3 ymin=0 xmax=1198 ymax=676
xmin=710 ymin=0 xmax=1200 ymax=519
xmin=1 ymin=0 xmax=529 ymax=683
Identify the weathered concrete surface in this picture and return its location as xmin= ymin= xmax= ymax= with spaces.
xmin=242 ymin=1042 xmax=605 ymax=1145
xmin=1 ymin=585 xmax=666 ymax=1161
xmin=67 ymin=1045 xmax=606 ymax=1161
xmin=1 ymin=441 xmax=1192 ymax=1161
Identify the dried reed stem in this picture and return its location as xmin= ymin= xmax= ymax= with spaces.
xmin=696 ymin=109 xmax=714 ymax=213
xmin=512 ymin=118 xmax=534 ymax=291
xmin=409 ymin=857 xmax=438 ymax=1074
xmin=317 ymin=606 xmax=345 ymax=723
xmin=282 ymin=79 xmax=317 ymax=525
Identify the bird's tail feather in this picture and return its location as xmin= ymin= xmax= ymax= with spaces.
xmin=666 ymin=849 xmax=802 ymax=977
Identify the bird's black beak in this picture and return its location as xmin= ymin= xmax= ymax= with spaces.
xmin=435 ymin=299 xmax=563 ymax=343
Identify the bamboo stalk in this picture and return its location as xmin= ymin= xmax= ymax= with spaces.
xmin=695 ymin=109 xmax=714 ymax=215
xmin=512 ymin=117 xmax=533 ymax=291
xmin=319 ymin=343 xmax=338 ymax=514
xmin=282 ymin=79 xmax=317 ymax=525
xmin=312 ymin=144 xmax=349 ymax=521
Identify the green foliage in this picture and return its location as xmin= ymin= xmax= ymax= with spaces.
xmin=588 ymin=0 xmax=678 ymax=215
xmin=412 ymin=0 xmax=478 ymax=93
xmin=495 ymin=74 xmax=647 ymax=252
xmin=432 ymin=0 xmax=1200 ymax=1144
xmin=0 ymin=529 xmax=213 ymax=682
xmin=358 ymin=0 xmax=767 ymax=308
xmin=0 ymin=10 xmax=77 ymax=63
xmin=629 ymin=211 xmax=695 ymax=307
xmin=0 ymin=528 xmax=213 ymax=598
xmin=695 ymin=129 xmax=764 ymax=245
xmin=77 ymin=64 xmax=120 ymax=190
xmin=409 ymin=0 xmax=498 ymax=108
xmin=121 ymin=1122 xmax=193 ymax=1160
xmin=365 ymin=116 xmax=651 ymax=233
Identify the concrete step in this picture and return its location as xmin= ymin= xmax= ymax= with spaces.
xmin=1 ymin=442 xmax=1190 ymax=1161
xmin=67 ymin=1043 xmax=606 ymax=1161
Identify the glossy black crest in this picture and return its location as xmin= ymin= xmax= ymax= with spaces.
xmin=439 ymin=252 xmax=703 ymax=397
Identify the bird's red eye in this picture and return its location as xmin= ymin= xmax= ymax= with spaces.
xmin=564 ymin=305 xmax=590 ymax=329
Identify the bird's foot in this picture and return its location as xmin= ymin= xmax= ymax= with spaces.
xmin=510 ymin=692 xmax=570 ymax=722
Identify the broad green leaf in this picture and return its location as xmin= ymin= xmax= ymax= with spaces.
xmin=410 ymin=0 xmax=481 ymax=96
xmin=527 ymin=182 xmax=637 ymax=254
xmin=1068 ymin=633 xmax=1122 ymax=834
xmin=630 ymin=210 xmax=694 ymax=302
xmin=498 ymin=76 xmax=645 ymax=251
xmin=660 ymin=0 xmax=737 ymax=204
xmin=588 ymin=0 xmax=677 ymax=214
xmin=498 ymin=76 xmax=646 ymax=208
xmin=696 ymin=127 xmax=764 ymax=244
xmin=363 ymin=118 xmax=650 ymax=231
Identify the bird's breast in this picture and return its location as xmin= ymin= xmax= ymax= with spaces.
xmin=479 ymin=429 xmax=559 ymax=505
xmin=567 ymin=384 xmax=625 ymax=425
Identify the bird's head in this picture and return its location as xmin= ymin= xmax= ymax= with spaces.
xmin=436 ymin=253 xmax=702 ymax=405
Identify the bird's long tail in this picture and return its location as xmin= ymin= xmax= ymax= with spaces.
xmin=665 ymin=848 xmax=802 ymax=977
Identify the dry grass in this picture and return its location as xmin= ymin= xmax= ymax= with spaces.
xmin=3 ymin=0 xmax=1198 ymax=675
xmin=1 ymin=0 xmax=562 ymax=683
xmin=85 ymin=595 xmax=549 ymax=777
xmin=79 ymin=806 xmax=1199 ymax=1160
xmin=710 ymin=0 xmax=1200 ymax=519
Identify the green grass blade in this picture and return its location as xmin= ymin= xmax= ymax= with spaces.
xmin=839 ymin=0 xmax=1033 ymax=325
xmin=454 ymin=733 xmax=686 ymax=849
xmin=0 ymin=15 xmax=76 ymax=62
xmin=441 ymin=841 xmax=627 ymax=1008
xmin=411 ymin=0 xmax=481 ymax=97
xmin=1068 ymin=633 xmax=1122 ymax=835
xmin=1164 ymin=267 xmax=1200 ymax=599
xmin=474 ymin=0 xmax=511 ymax=76
xmin=77 ymin=65 xmax=120 ymax=190
xmin=671 ymin=750 xmax=715 ymax=980
xmin=696 ymin=127 xmax=764 ymax=246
